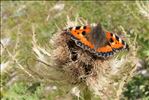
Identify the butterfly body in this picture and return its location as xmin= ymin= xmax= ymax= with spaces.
xmin=64 ymin=24 xmax=129 ymax=58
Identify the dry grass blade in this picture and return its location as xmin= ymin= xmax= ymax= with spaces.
xmin=1 ymin=42 xmax=35 ymax=79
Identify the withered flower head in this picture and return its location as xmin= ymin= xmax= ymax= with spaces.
xmin=49 ymin=17 xmax=138 ymax=99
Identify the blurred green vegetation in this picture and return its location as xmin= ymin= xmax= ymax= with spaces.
xmin=1 ymin=1 xmax=149 ymax=100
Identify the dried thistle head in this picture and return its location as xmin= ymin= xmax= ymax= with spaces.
xmin=50 ymin=16 xmax=138 ymax=99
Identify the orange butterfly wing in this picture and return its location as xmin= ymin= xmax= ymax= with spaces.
xmin=95 ymin=45 xmax=114 ymax=57
xmin=106 ymin=32 xmax=129 ymax=51
xmin=66 ymin=26 xmax=94 ymax=49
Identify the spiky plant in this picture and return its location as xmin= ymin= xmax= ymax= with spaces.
xmin=32 ymin=16 xmax=138 ymax=100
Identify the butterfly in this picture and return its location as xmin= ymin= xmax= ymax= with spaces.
xmin=64 ymin=23 xmax=129 ymax=58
